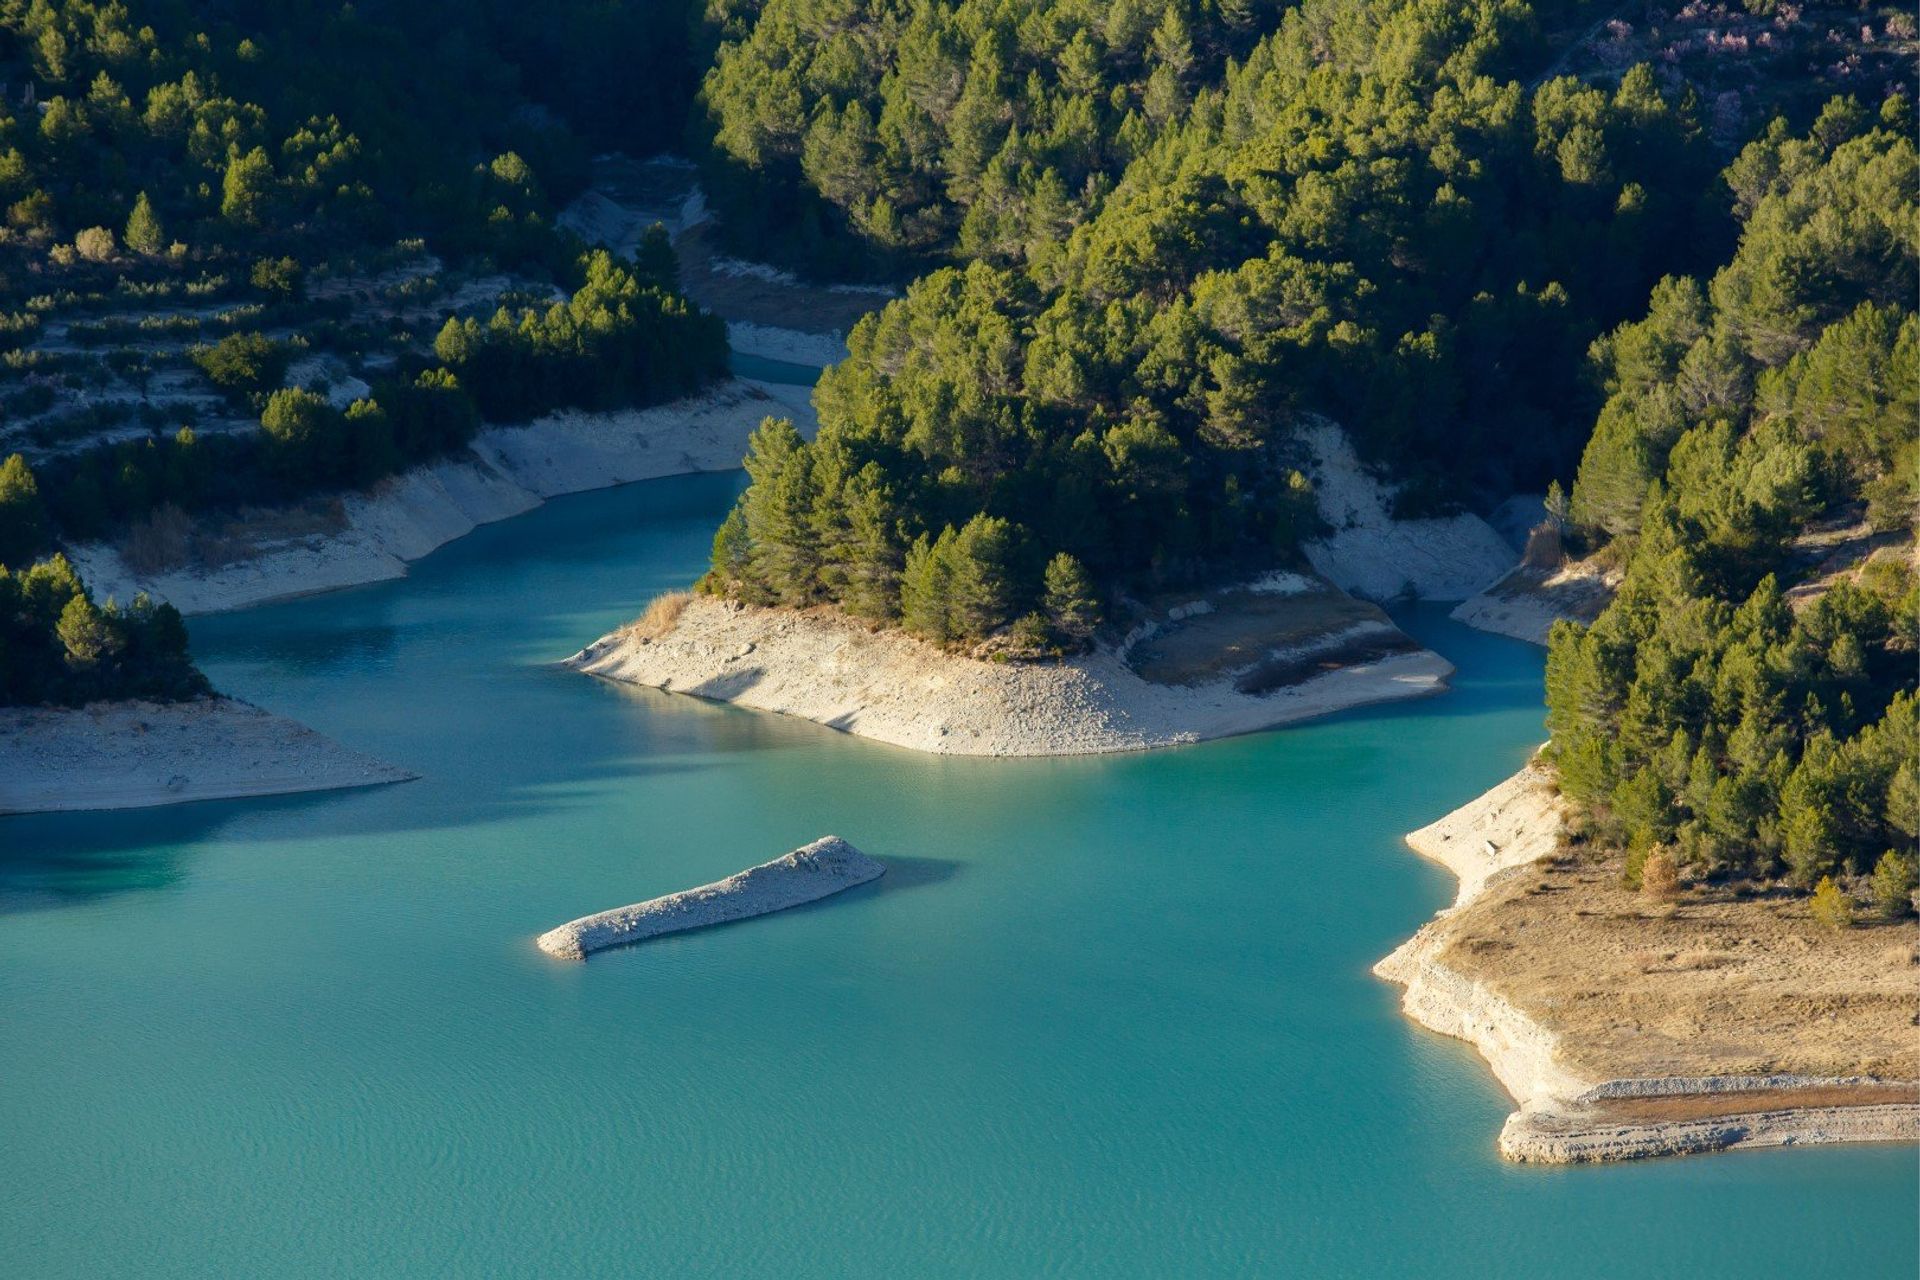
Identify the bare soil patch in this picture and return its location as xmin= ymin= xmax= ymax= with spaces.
xmin=1435 ymin=855 xmax=1920 ymax=1082
xmin=1126 ymin=582 xmax=1396 ymax=687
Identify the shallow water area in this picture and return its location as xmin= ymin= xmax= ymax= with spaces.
xmin=1 ymin=473 xmax=1911 ymax=1279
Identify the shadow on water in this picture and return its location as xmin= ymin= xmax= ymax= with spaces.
xmin=210 ymin=621 xmax=403 ymax=678
xmin=0 ymin=751 xmax=718 ymax=916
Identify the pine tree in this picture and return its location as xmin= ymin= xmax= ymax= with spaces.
xmin=1042 ymin=552 xmax=1100 ymax=645
xmin=946 ymin=514 xmax=1018 ymax=641
xmin=1870 ymin=850 xmax=1917 ymax=919
xmin=739 ymin=418 xmax=820 ymax=604
xmin=125 ymin=191 xmax=162 ymax=255
xmin=709 ymin=503 xmax=756 ymax=595
xmin=836 ymin=464 xmax=904 ymax=622
xmin=900 ymin=530 xmax=954 ymax=643
xmin=56 ymin=593 xmax=111 ymax=669
xmin=0 ymin=453 xmax=49 ymax=569
xmin=221 ymin=147 xmax=275 ymax=226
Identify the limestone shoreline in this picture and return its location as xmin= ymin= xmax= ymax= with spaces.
xmin=68 ymin=377 xmax=816 ymax=617
xmin=0 ymin=696 xmax=415 ymax=815
xmin=537 ymin=835 xmax=884 ymax=959
xmin=569 ymin=594 xmax=1455 ymax=757
xmin=1374 ymin=761 xmax=1920 ymax=1163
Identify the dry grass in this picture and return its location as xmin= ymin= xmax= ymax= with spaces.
xmin=621 ymin=591 xmax=692 ymax=642
xmin=1433 ymin=855 xmax=1920 ymax=1082
xmin=1521 ymin=522 xmax=1565 ymax=570
xmin=118 ymin=503 xmax=193 ymax=574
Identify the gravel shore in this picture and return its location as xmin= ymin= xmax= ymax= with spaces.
xmin=570 ymin=595 xmax=1454 ymax=756
xmin=0 ymin=697 xmax=414 ymax=815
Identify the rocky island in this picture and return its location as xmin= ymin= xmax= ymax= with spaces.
xmin=537 ymin=836 xmax=885 ymax=959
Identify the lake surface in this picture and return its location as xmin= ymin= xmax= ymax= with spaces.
xmin=1 ymin=473 xmax=1911 ymax=1278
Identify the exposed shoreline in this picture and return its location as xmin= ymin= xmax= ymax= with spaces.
xmin=0 ymin=696 xmax=415 ymax=816
xmin=1374 ymin=761 xmax=1920 ymax=1162
xmin=537 ymin=835 xmax=884 ymax=959
xmin=1447 ymin=558 xmax=1619 ymax=646
xmin=69 ymin=377 xmax=815 ymax=617
xmin=569 ymin=593 xmax=1454 ymax=757
xmin=1295 ymin=421 xmax=1514 ymax=603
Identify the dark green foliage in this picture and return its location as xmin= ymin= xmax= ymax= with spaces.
xmin=0 ymin=453 xmax=52 ymax=569
xmin=41 ymin=365 xmax=490 ymax=542
xmin=191 ymin=332 xmax=291 ymax=404
xmin=697 ymin=0 xmax=1282 ymax=276
xmin=1548 ymin=108 xmax=1919 ymax=888
xmin=0 ymin=554 xmax=208 ymax=706
xmin=0 ymin=2 xmax=699 ymax=283
xmin=703 ymin=0 xmax=1735 ymax=627
xmin=433 ymin=250 xmax=727 ymax=422
xmin=249 ymin=256 xmax=304 ymax=300
xmin=1043 ymin=552 xmax=1101 ymax=646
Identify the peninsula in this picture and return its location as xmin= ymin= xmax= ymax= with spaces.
xmin=0 ymin=696 xmax=414 ymax=815
xmin=1376 ymin=760 xmax=1920 ymax=1162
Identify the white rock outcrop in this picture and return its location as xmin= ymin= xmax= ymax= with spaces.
xmin=1448 ymin=559 xmax=1619 ymax=646
xmin=1298 ymin=420 xmax=1514 ymax=602
xmin=537 ymin=836 xmax=884 ymax=959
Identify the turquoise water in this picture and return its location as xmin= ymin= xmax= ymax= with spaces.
xmin=1 ymin=473 xmax=1911 ymax=1278
xmin=729 ymin=349 xmax=825 ymax=385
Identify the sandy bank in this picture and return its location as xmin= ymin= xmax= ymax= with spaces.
xmin=0 ymin=697 xmax=414 ymax=815
xmin=1298 ymin=421 xmax=1514 ymax=602
xmin=1375 ymin=762 xmax=1920 ymax=1162
xmin=537 ymin=835 xmax=883 ymax=959
xmin=69 ymin=378 xmax=814 ymax=616
xmin=570 ymin=592 xmax=1453 ymax=757
xmin=1448 ymin=558 xmax=1619 ymax=646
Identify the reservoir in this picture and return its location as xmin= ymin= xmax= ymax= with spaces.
xmin=0 ymin=472 xmax=1909 ymax=1278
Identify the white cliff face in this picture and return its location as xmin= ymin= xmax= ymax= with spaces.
xmin=68 ymin=379 xmax=815 ymax=616
xmin=1374 ymin=929 xmax=1595 ymax=1110
xmin=1297 ymin=420 xmax=1515 ymax=602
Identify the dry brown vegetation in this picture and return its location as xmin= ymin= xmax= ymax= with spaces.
xmin=1433 ymin=851 xmax=1920 ymax=1083
xmin=621 ymin=591 xmax=692 ymax=641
